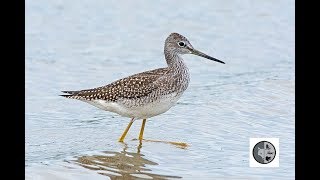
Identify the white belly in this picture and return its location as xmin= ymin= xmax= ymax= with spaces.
xmin=83 ymin=93 xmax=182 ymax=119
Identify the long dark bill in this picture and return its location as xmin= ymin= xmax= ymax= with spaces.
xmin=191 ymin=49 xmax=225 ymax=64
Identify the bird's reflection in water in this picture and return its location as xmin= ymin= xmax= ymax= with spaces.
xmin=75 ymin=143 xmax=182 ymax=179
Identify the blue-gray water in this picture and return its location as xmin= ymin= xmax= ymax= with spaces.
xmin=26 ymin=0 xmax=294 ymax=179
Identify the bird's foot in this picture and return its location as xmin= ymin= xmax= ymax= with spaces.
xmin=131 ymin=138 xmax=189 ymax=149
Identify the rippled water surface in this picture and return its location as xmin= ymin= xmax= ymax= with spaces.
xmin=26 ymin=0 xmax=294 ymax=179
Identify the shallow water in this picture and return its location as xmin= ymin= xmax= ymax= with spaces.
xmin=26 ymin=0 xmax=294 ymax=179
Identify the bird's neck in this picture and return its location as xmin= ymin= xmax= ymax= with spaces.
xmin=164 ymin=49 xmax=190 ymax=92
xmin=164 ymin=50 xmax=187 ymax=70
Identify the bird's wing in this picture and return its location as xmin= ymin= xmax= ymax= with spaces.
xmin=60 ymin=68 xmax=168 ymax=101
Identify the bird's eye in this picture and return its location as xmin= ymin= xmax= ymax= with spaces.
xmin=178 ymin=41 xmax=186 ymax=47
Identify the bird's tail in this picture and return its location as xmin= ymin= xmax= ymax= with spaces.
xmin=60 ymin=91 xmax=78 ymax=98
xmin=61 ymin=91 xmax=77 ymax=94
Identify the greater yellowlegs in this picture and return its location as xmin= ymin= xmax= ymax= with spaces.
xmin=61 ymin=32 xmax=225 ymax=143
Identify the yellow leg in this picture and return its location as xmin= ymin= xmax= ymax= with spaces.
xmin=138 ymin=119 xmax=147 ymax=142
xmin=143 ymin=139 xmax=189 ymax=149
xmin=118 ymin=118 xmax=134 ymax=142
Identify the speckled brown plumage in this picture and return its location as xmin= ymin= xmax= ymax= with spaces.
xmin=61 ymin=68 xmax=169 ymax=101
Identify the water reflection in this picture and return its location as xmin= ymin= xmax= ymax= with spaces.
xmin=75 ymin=143 xmax=182 ymax=179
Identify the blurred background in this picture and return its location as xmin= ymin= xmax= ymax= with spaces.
xmin=26 ymin=0 xmax=294 ymax=179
